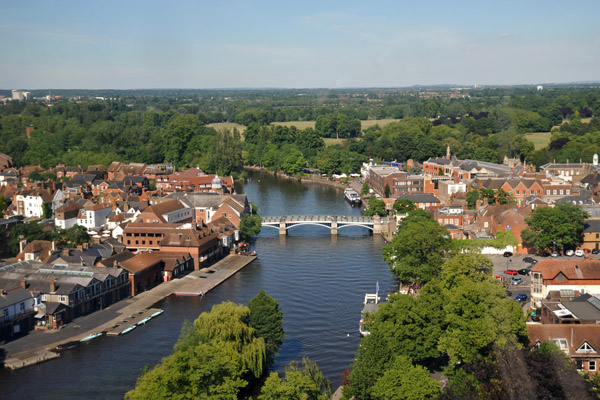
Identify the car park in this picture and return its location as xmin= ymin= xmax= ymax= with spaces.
xmin=515 ymin=293 xmax=528 ymax=302
xmin=511 ymin=277 xmax=523 ymax=285
xmin=503 ymin=251 xmax=513 ymax=257
xmin=504 ymin=269 xmax=518 ymax=275
xmin=575 ymin=250 xmax=584 ymax=257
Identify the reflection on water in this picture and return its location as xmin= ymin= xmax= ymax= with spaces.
xmin=0 ymin=170 xmax=395 ymax=399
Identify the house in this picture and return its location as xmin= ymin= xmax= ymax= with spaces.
xmin=135 ymin=199 xmax=192 ymax=224
xmin=156 ymin=168 xmax=234 ymax=194
xmin=539 ymin=294 xmax=600 ymax=325
xmin=76 ymin=203 xmax=112 ymax=229
xmin=159 ymin=226 xmax=222 ymax=269
xmin=528 ymin=324 xmax=600 ymax=373
xmin=0 ymin=287 xmax=37 ymax=340
xmin=167 ymin=192 xmax=250 ymax=227
xmin=531 ymin=260 xmax=600 ymax=304
xmin=55 ymin=201 xmax=83 ymax=229
xmin=0 ymin=153 xmax=14 ymax=171
xmin=582 ymin=219 xmax=600 ymax=252
xmin=12 ymin=189 xmax=54 ymax=218
xmin=16 ymin=240 xmax=57 ymax=263
xmin=394 ymin=193 xmax=441 ymax=210
xmin=122 ymin=222 xmax=180 ymax=252
xmin=119 ymin=252 xmax=164 ymax=296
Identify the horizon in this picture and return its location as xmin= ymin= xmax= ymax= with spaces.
xmin=1 ymin=1 xmax=599 ymax=89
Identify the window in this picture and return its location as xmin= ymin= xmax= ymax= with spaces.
xmin=566 ymin=190 xmax=570 ymax=195
xmin=596 ymin=234 xmax=599 ymax=239
xmin=553 ymin=338 xmax=568 ymax=352
xmin=20 ymin=302 xmax=25 ymax=311
xmin=590 ymin=361 xmax=596 ymax=371
xmin=553 ymin=190 xmax=557 ymax=195
xmin=576 ymin=360 xmax=584 ymax=371
xmin=577 ymin=342 xmax=596 ymax=354
xmin=560 ymin=190 xmax=564 ymax=195
xmin=546 ymin=190 xmax=550 ymax=195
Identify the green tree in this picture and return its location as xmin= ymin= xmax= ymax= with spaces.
xmin=126 ymin=302 xmax=266 ymax=400
xmin=0 ymin=195 xmax=7 ymax=213
xmin=27 ymin=169 xmax=43 ymax=182
xmin=384 ymin=184 xmax=391 ymax=198
xmin=260 ymin=357 xmax=331 ymax=400
xmin=383 ymin=212 xmax=452 ymax=286
xmin=360 ymin=181 xmax=370 ymax=196
xmin=248 ymin=290 xmax=284 ymax=367
xmin=496 ymin=188 xmax=516 ymax=204
xmin=392 ymin=199 xmax=416 ymax=213
xmin=41 ymin=202 xmax=53 ymax=219
xmin=521 ymin=203 xmax=588 ymax=253
xmin=363 ymin=196 xmax=386 ymax=217
xmin=371 ymin=356 xmax=440 ymax=400
xmin=240 ymin=213 xmax=262 ymax=242
xmin=466 ymin=189 xmax=479 ymax=209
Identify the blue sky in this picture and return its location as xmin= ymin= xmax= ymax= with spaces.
xmin=1 ymin=1 xmax=598 ymax=89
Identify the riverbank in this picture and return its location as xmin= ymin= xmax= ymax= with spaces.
xmin=243 ymin=165 xmax=349 ymax=190
xmin=1 ymin=254 xmax=256 ymax=370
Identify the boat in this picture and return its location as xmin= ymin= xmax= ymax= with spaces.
xmin=249 ymin=251 xmax=257 ymax=256
xmin=344 ymin=188 xmax=362 ymax=206
xmin=137 ymin=316 xmax=152 ymax=325
xmin=150 ymin=309 xmax=164 ymax=318
xmin=359 ymin=293 xmax=380 ymax=337
xmin=56 ymin=341 xmax=80 ymax=351
xmin=80 ymin=332 xmax=103 ymax=342
xmin=120 ymin=325 xmax=137 ymax=335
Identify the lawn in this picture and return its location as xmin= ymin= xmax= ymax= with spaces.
xmin=271 ymin=118 xmax=401 ymax=131
xmin=323 ymin=138 xmax=346 ymax=147
xmin=524 ymin=132 xmax=552 ymax=150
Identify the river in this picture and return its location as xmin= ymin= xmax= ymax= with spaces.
xmin=0 ymin=170 xmax=396 ymax=399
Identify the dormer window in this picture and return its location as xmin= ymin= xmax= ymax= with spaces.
xmin=553 ymin=338 xmax=569 ymax=352
xmin=576 ymin=342 xmax=596 ymax=354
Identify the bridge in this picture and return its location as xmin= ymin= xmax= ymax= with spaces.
xmin=261 ymin=215 xmax=386 ymax=236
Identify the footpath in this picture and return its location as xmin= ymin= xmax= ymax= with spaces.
xmin=1 ymin=254 xmax=256 ymax=370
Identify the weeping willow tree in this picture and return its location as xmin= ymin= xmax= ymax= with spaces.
xmin=126 ymin=302 xmax=266 ymax=400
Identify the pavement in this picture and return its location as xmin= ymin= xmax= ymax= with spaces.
xmin=0 ymin=254 xmax=256 ymax=369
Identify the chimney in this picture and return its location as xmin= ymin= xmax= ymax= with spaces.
xmin=63 ymin=248 xmax=70 ymax=257
xmin=52 ymin=181 xmax=57 ymax=191
xmin=51 ymin=241 xmax=56 ymax=251
xmin=50 ymin=279 xmax=56 ymax=293
xmin=83 ymin=242 xmax=89 ymax=250
xmin=21 ymin=277 xmax=26 ymax=289
xmin=113 ymin=260 xmax=118 ymax=268
xmin=19 ymin=239 xmax=27 ymax=253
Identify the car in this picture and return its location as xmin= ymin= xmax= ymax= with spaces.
xmin=517 ymin=268 xmax=531 ymax=275
xmin=506 ymin=290 xmax=512 ymax=297
xmin=593 ymin=249 xmax=599 ymax=255
xmin=565 ymin=249 xmax=574 ymax=256
xmin=503 ymin=251 xmax=513 ymax=257
xmin=551 ymin=251 xmax=560 ymax=257
xmin=575 ymin=250 xmax=584 ymax=257
xmin=523 ymin=257 xmax=537 ymax=264
xmin=511 ymin=277 xmax=523 ymax=285
xmin=515 ymin=293 xmax=528 ymax=302
xmin=504 ymin=269 xmax=518 ymax=275
xmin=584 ymin=248 xmax=591 ymax=254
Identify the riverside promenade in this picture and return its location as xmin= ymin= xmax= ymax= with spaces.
xmin=1 ymin=254 xmax=256 ymax=369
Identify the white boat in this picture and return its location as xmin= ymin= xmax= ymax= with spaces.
xmin=120 ymin=325 xmax=137 ymax=335
xmin=344 ymin=188 xmax=362 ymax=206
xmin=150 ymin=309 xmax=164 ymax=318
xmin=359 ymin=293 xmax=380 ymax=337
xmin=80 ymin=332 xmax=103 ymax=342
xmin=137 ymin=316 xmax=152 ymax=325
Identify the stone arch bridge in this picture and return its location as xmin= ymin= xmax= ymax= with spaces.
xmin=261 ymin=215 xmax=385 ymax=236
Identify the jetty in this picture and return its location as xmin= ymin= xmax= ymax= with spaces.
xmin=1 ymin=254 xmax=256 ymax=370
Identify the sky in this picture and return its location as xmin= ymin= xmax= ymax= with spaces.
xmin=1 ymin=0 xmax=599 ymax=89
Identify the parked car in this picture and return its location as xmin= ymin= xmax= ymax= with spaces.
xmin=565 ymin=249 xmax=574 ymax=256
xmin=523 ymin=257 xmax=537 ymax=264
xmin=506 ymin=290 xmax=513 ymax=297
xmin=504 ymin=269 xmax=518 ymax=275
xmin=575 ymin=250 xmax=584 ymax=257
xmin=503 ymin=251 xmax=513 ymax=257
xmin=592 ymin=249 xmax=599 ymax=254
xmin=515 ymin=293 xmax=528 ymax=302
xmin=551 ymin=251 xmax=560 ymax=257
xmin=584 ymin=248 xmax=591 ymax=254
xmin=517 ymin=267 xmax=531 ymax=275
xmin=511 ymin=277 xmax=523 ymax=285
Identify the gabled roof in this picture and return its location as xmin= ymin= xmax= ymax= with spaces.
xmin=527 ymin=324 xmax=600 ymax=357
xmin=531 ymin=260 xmax=600 ymax=281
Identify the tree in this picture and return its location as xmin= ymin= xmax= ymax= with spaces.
xmin=466 ymin=189 xmax=479 ymax=209
xmin=521 ymin=203 xmax=588 ymax=253
xmin=42 ymin=202 xmax=53 ymax=219
xmin=371 ymin=356 xmax=440 ymax=400
xmin=496 ymin=188 xmax=516 ymax=204
xmin=126 ymin=302 xmax=266 ymax=400
xmin=384 ymin=184 xmax=391 ymax=198
xmin=360 ymin=181 xmax=370 ymax=196
xmin=240 ymin=213 xmax=262 ymax=242
xmin=392 ymin=199 xmax=416 ymax=213
xmin=260 ymin=357 xmax=331 ymax=400
xmin=248 ymin=290 xmax=284 ymax=367
xmin=0 ymin=195 xmax=7 ymax=213
xmin=363 ymin=196 xmax=386 ymax=217
xmin=383 ymin=212 xmax=452 ymax=286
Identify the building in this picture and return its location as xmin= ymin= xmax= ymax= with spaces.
xmin=0 ymin=287 xmax=37 ymax=340
xmin=582 ymin=219 xmax=600 ymax=252
xmin=540 ymin=161 xmax=598 ymax=184
xmin=156 ymin=168 xmax=234 ymax=194
xmin=159 ymin=227 xmax=222 ymax=270
xmin=528 ymin=324 xmax=600 ymax=373
xmin=531 ymin=260 xmax=600 ymax=304
xmin=55 ymin=201 xmax=83 ymax=229
xmin=76 ymin=203 xmax=112 ymax=229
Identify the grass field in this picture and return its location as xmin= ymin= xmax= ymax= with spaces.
xmin=524 ymin=132 xmax=552 ymax=150
xmin=207 ymin=122 xmax=247 ymax=134
xmin=323 ymin=138 xmax=346 ymax=147
xmin=271 ymin=119 xmax=401 ymax=130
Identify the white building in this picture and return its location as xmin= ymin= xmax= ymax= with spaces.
xmin=76 ymin=204 xmax=112 ymax=229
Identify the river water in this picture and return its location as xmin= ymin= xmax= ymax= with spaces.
xmin=0 ymin=170 xmax=395 ymax=399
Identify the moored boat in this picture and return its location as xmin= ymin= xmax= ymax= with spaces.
xmin=359 ymin=293 xmax=380 ymax=337
xmin=344 ymin=188 xmax=362 ymax=206
xmin=120 ymin=325 xmax=137 ymax=335
xmin=56 ymin=341 xmax=80 ymax=351
xmin=80 ymin=332 xmax=103 ymax=342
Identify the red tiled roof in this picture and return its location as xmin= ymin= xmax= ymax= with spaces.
xmin=527 ymin=324 xmax=600 ymax=357
xmin=531 ymin=260 xmax=600 ymax=281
